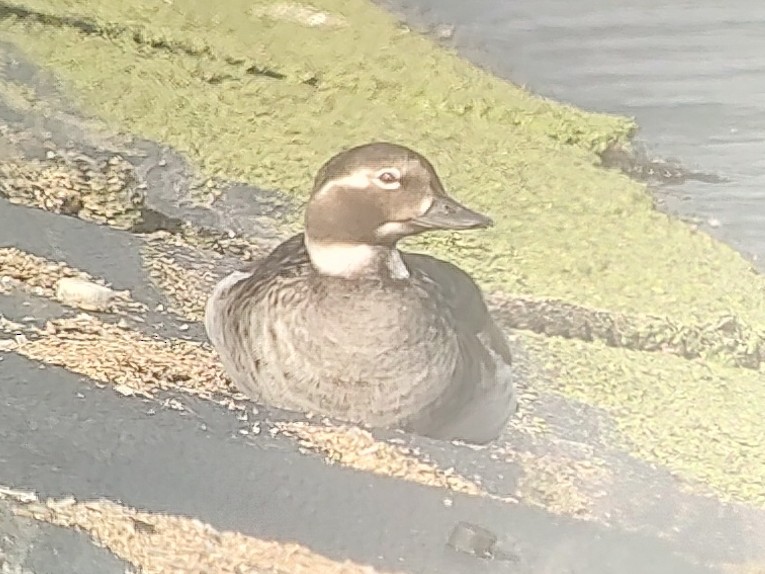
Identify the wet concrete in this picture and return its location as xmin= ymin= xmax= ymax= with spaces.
xmin=376 ymin=0 xmax=765 ymax=267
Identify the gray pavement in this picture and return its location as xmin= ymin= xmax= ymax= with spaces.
xmin=0 ymin=329 xmax=713 ymax=574
xmin=0 ymin=501 xmax=130 ymax=574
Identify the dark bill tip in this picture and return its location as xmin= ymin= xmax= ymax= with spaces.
xmin=412 ymin=195 xmax=494 ymax=231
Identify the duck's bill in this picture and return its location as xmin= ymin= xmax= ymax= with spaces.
xmin=412 ymin=195 xmax=494 ymax=231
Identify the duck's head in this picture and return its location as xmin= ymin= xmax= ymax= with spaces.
xmin=304 ymin=142 xmax=492 ymax=278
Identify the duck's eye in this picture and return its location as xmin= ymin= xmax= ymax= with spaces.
xmin=373 ymin=168 xmax=402 ymax=190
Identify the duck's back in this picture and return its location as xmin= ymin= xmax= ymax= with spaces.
xmin=205 ymin=233 xmax=517 ymax=443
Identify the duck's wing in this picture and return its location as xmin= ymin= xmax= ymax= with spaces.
xmin=205 ymin=233 xmax=308 ymax=321
xmin=237 ymin=233 xmax=311 ymax=281
xmin=403 ymin=252 xmax=512 ymax=365
xmin=402 ymin=252 xmax=516 ymax=444
xmin=204 ymin=233 xmax=310 ymax=395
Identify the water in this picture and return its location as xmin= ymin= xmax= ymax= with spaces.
xmin=377 ymin=0 xmax=765 ymax=267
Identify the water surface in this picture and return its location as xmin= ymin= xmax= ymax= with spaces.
xmin=378 ymin=0 xmax=765 ymax=266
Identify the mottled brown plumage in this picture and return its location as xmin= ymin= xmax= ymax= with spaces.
xmin=205 ymin=142 xmax=517 ymax=443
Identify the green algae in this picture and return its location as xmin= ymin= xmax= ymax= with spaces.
xmin=4 ymin=0 xmax=765 ymax=330
xmin=524 ymin=331 xmax=765 ymax=507
xmin=4 ymin=0 xmax=765 ymax=506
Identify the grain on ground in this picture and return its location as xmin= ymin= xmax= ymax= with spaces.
xmin=0 ymin=152 xmax=142 ymax=228
xmin=275 ymin=421 xmax=515 ymax=502
xmin=9 ymin=493 xmax=396 ymax=574
xmin=140 ymin=234 xmax=275 ymax=322
xmin=0 ymin=247 xmax=93 ymax=297
xmin=0 ymin=247 xmax=142 ymax=313
xmin=141 ymin=243 xmax=219 ymax=322
xmin=12 ymin=313 xmax=236 ymax=402
xmin=503 ymin=448 xmax=611 ymax=518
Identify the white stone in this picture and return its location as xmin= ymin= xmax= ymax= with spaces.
xmin=55 ymin=277 xmax=117 ymax=312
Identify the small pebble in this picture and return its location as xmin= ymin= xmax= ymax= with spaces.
xmin=447 ymin=521 xmax=497 ymax=558
xmin=55 ymin=277 xmax=117 ymax=312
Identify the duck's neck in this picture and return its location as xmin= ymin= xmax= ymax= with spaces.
xmin=304 ymin=236 xmax=410 ymax=280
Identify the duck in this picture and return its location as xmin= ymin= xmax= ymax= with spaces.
xmin=204 ymin=142 xmax=517 ymax=444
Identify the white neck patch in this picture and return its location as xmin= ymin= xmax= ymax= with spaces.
xmin=305 ymin=238 xmax=410 ymax=280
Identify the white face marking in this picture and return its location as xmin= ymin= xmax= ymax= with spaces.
xmin=418 ymin=196 xmax=434 ymax=216
xmin=314 ymin=165 xmax=407 ymax=198
xmin=305 ymin=238 xmax=410 ymax=279
xmin=374 ymin=195 xmax=433 ymax=239
xmin=372 ymin=167 xmax=402 ymax=190
xmin=420 ymin=195 xmax=435 ymax=215
xmin=313 ymin=170 xmax=372 ymax=198
xmin=375 ymin=221 xmax=411 ymax=240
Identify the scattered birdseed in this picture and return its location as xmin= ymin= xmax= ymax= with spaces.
xmin=0 ymin=151 xmax=142 ymax=229
xmin=0 ymin=248 xmax=142 ymax=314
xmin=0 ymin=486 xmax=37 ymax=503
xmin=0 ymin=247 xmax=91 ymax=298
xmin=140 ymin=236 xmax=273 ymax=323
xmin=1 ymin=254 xmax=598 ymax=515
xmin=275 ymin=421 xmax=515 ymax=502
xmin=12 ymin=313 xmax=238 ymax=404
xmin=141 ymin=244 xmax=219 ymax=322
xmin=7 ymin=491 xmax=397 ymax=574
xmin=502 ymin=448 xmax=612 ymax=518
xmin=4 ymin=309 xmax=541 ymax=511
xmin=0 ymin=339 xmax=18 ymax=352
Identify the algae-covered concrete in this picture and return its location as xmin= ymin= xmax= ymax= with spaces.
xmin=2 ymin=0 xmax=765 ymax=539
